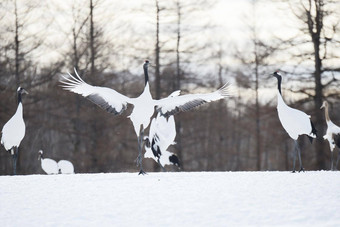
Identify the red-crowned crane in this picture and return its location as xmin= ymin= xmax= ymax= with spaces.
xmin=144 ymin=113 xmax=180 ymax=170
xmin=60 ymin=60 xmax=230 ymax=174
xmin=57 ymin=160 xmax=75 ymax=174
xmin=1 ymin=87 xmax=28 ymax=175
xmin=272 ymin=72 xmax=317 ymax=172
xmin=320 ymin=101 xmax=340 ymax=170
xmin=38 ymin=150 xmax=59 ymax=175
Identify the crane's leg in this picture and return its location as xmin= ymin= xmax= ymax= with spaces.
xmin=292 ymin=140 xmax=297 ymax=173
xmin=137 ymin=129 xmax=146 ymax=175
xmin=12 ymin=147 xmax=18 ymax=175
xmin=296 ymin=141 xmax=304 ymax=172
xmin=336 ymin=150 xmax=340 ymax=171
xmin=331 ymin=151 xmax=334 ymax=171
xmin=157 ymin=159 xmax=166 ymax=172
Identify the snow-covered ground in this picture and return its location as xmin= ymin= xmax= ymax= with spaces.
xmin=0 ymin=171 xmax=339 ymax=226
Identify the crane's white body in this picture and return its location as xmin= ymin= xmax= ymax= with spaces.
xmin=321 ymin=101 xmax=340 ymax=170
xmin=144 ymin=113 xmax=178 ymax=167
xmin=1 ymin=103 xmax=25 ymax=153
xmin=152 ymin=114 xmax=177 ymax=149
xmin=276 ymin=92 xmax=315 ymax=140
xmin=58 ymin=160 xmax=74 ymax=174
xmin=128 ymin=83 xmax=155 ymax=135
xmin=321 ymin=102 xmax=340 ymax=152
xmin=40 ymin=158 xmax=59 ymax=175
xmin=324 ymin=121 xmax=340 ymax=151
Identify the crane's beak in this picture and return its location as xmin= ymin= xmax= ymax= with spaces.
xmin=320 ymin=104 xmax=325 ymax=109
xmin=22 ymin=89 xmax=29 ymax=95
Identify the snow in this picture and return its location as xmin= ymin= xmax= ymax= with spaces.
xmin=0 ymin=171 xmax=339 ymax=226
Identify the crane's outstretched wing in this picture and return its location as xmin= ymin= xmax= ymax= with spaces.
xmin=155 ymin=82 xmax=230 ymax=117
xmin=60 ymin=69 xmax=131 ymax=115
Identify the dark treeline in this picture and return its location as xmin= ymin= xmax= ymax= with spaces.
xmin=0 ymin=0 xmax=340 ymax=175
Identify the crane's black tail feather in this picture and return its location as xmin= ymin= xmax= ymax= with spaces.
xmin=308 ymin=120 xmax=317 ymax=144
xmin=334 ymin=134 xmax=340 ymax=148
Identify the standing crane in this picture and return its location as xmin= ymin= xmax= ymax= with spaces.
xmin=272 ymin=72 xmax=317 ymax=172
xmin=320 ymin=101 xmax=340 ymax=170
xmin=1 ymin=87 xmax=28 ymax=175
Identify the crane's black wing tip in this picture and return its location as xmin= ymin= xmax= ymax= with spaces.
xmin=158 ymin=99 xmax=207 ymax=117
xmin=87 ymin=94 xmax=126 ymax=115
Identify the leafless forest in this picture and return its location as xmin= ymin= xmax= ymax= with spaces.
xmin=0 ymin=0 xmax=340 ymax=175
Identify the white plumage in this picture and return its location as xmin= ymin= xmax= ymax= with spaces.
xmin=321 ymin=101 xmax=340 ymax=170
xmin=145 ymin=148 xmax=179 ymax=168
xmin=273 ymin=72 xmax=316 ymax=172
xmin=277 ymin=93 xmax=315 ymax=140
xmin=60 ymin=60 xmax=230 ymax=174
xmin=60 ymin=62 xmax=230 ymax=135
xmin=1 ymin=103 xmax=25 ymax=151
xmin=1 ymin=87 xmax=28 ymax=175
xmin=38 ymin=150 xmax=59 ymax=175
xmin=38 ymin=150 xmax=75 ymax=174
xmin=58 ymin=160 xmax=75 ymax=174
xmin=144 ymin=113 xmax=180 ymax=169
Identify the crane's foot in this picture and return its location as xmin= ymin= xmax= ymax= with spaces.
xmin=138 ymin=169 xmax=147 ymax=175
xmin=299 ymin=167 xmax=305 ymax=172
xmin=292 ymin=170 xmax=296 ymax=173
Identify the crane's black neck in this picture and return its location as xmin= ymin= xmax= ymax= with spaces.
xmin=17 ymin=91 xmax=22 ymax=104
xmin=143 ymin=63 xmax=149 ymax=86
xmin=275 ymin=76 xmax=282 ymax=95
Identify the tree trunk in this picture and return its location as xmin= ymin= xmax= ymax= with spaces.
xmin=155 ymin=0 xmax=161 ymax=100
xmin=89 ymin=0 xmax=99 ymax=164
xmin=90 ymin=0 xmax=95 ymax=75
xmin=174 ymin=0 xmax=183 ymax=168
xmin=313 ymin=42 xmax=326 ymax=169
xmin=72 ymin=27 xmax=81 ymax=156
xmin=308 ymin=0 xmax=326 ymax=169
xmin=255 ymin=47 xmax=261 ymax=171
xmin=14 ymin=0 xmax=20 ymax=87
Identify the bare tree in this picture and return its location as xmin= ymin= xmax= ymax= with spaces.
xmin=234 ymin=0 xmax=279 ymax=170
xmin=284 ymin=0 xmax=340 ymax=169
xmin=154 ymin=0 xmax=162 ymax=100
xmin=0 ymin=0 xmax=48 ymax=87
xmin=0 ymin=0 xmax=52 ymax=174
xmin=166 ymin=0 xmax=217 ymax=169
xmin=90 ymin=0 xmax=95 ymax=75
